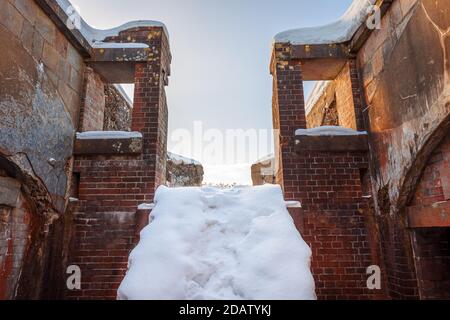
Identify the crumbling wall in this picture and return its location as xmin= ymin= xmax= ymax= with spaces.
xmin=166 ymin=154 xmax=204 ymax=187
xmin=251 ymin=156 xmax=275 ymax=186
xmin=103 ymin=85 xmax=133 ymax=131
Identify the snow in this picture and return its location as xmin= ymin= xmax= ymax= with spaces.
xmin=76 ymin=131 xmax=142 ymax=140
xmin=138 ymin=203 xmax=155 ymax=210
xmin=91 ymin=42 xmax=149 ymax=49
xmin=118 ymin=185 xmax=316 ymax=300
xmin=56 ymin=0 xmax=169 ymax=47
xmin=255 ymin=153 xmax=274 ymax=164
xmin=203 ymin=163 xmax=253 ymax=186
xmin=285 ymin=200 xmax=302 ymax=208
xmin=305 ymin=81 xmax=332 ymax=115
xmin=274 ymin=0 xmax=376 ymax=45
xmin=113 ymin=84 xmax=133 ymax=106
xmin=295 ymin=126 xmax=368 ymax=136
xmin=167 ymin=152 xmax=201 ymax=166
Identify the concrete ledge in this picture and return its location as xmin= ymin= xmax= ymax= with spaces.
xmin=74 ymin=136 xmax=143 ymax=156
xmin=294 ymin=134 xmax=369 ymax=152
xmin=407 ymin=201 xmax=450 ymax=228
xmin=291 ymin=43 xmax=350 ymax=60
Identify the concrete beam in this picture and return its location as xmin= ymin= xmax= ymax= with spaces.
xmin=294 ymin=134 xmax=369 ymax=152
xmin=291 ymin=43 xmax=350 ymax=60
xmin=407 ymin=201 xmax=450 ymax=228
xmin=74 ymin=136 xmax=143 ymax=156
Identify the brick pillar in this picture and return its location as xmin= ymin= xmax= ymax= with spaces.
xmin=349 ymin=60 xmax=365 ymax=131
xmin=107 ymin=26 xmax=170 ymax=188
xmin=67 ymin=26 xmax=171 ymax=300
xmin=271 ymin=45 xmax=383 ymax=300
xmin=133 ymin=62 xmax=167 ymax=186
xmin=271 ymin=43 xmax=306 ymax=191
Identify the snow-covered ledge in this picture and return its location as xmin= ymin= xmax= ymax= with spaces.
xmin=74 ymin=131 xmax=143 ymax=155
xmin=274 ymin=0 xmax=376 ymax=45
xmin=56 ymin=0 xmax=169 ymax=49
xmin=295 ymin=126 xmax=367 ymax=137
xmin=76 ymin=131 xmax=142 ymax=140
xmin=295 ymin=126 xmax=369 ymax=152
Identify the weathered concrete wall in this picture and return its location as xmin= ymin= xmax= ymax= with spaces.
xmin=0 ymin=0 xmax=84 ymax=211
xmin=356 ymin=0 xmax=449 ymax=299
xmin=0 ymin=0 xmax=86 ymax=300
xmin=358 ymin=0 xmax=449 ymax=215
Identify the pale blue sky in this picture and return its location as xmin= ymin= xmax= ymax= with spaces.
xmin=71 ymin=0 xmax=353 ymax=183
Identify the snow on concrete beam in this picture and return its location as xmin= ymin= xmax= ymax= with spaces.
xmin=55 ymin=0 xmax=169 ymax=47
xmin=274 ymin=0 xmax=376 ymax=46
xmin=295 ymin=126 xmax=369 ymax=152
xmin=295 ymin=126 xmax=367 ymax=137
xmin=74 ymin=131 xmax=143 ymax=155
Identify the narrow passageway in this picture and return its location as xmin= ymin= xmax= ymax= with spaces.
xmin=118 ymin=185 xmax=316 ymax=300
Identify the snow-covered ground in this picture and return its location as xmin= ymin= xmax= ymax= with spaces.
xmin=203 ymin=163 xmax=253 ymax=186
xmin=118 ymin=185 xmax=316 ymax=300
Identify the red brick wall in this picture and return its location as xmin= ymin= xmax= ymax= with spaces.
xmin=271 ymin=45 xmax=381 ymax=299
xmin=67 ymin=156 xmax=153 ymax=299
xmin=408 ymin=135 xmax=450 ymax=299
xmin=0 ymin=192 xmax=32 ymax=300
xmin=286 ymin=151 xmax=381 ymax=299
xmin=306 ymin=60 xmax=364 ymax=131
xmin=68 ymin=26 xmax=170 ymax=300
xmin=409 ymin=135 xmax=449 ymax=207
xmin=271 ymin=43 xmax=306 ymax=187
xmin=79 ymin=67 xmax=105 ymax=132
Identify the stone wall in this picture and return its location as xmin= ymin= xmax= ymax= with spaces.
xmin=166 ymin=154 xmax=204 ymax=187
xmin=356 ymin=0 xmax=449 ymax=299
xmin=104 ymin=85 xmax=133 ymax=131
xmin=0 ymin=0 xmax=84 ymax=209
xmin=251 ymin=156 xmax=275 ymax=186
xmin=0 ymin=0 xmax=86 ymax=300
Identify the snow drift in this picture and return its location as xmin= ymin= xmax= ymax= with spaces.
xmin=118 ymin=185 xmax=316 ymax=300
